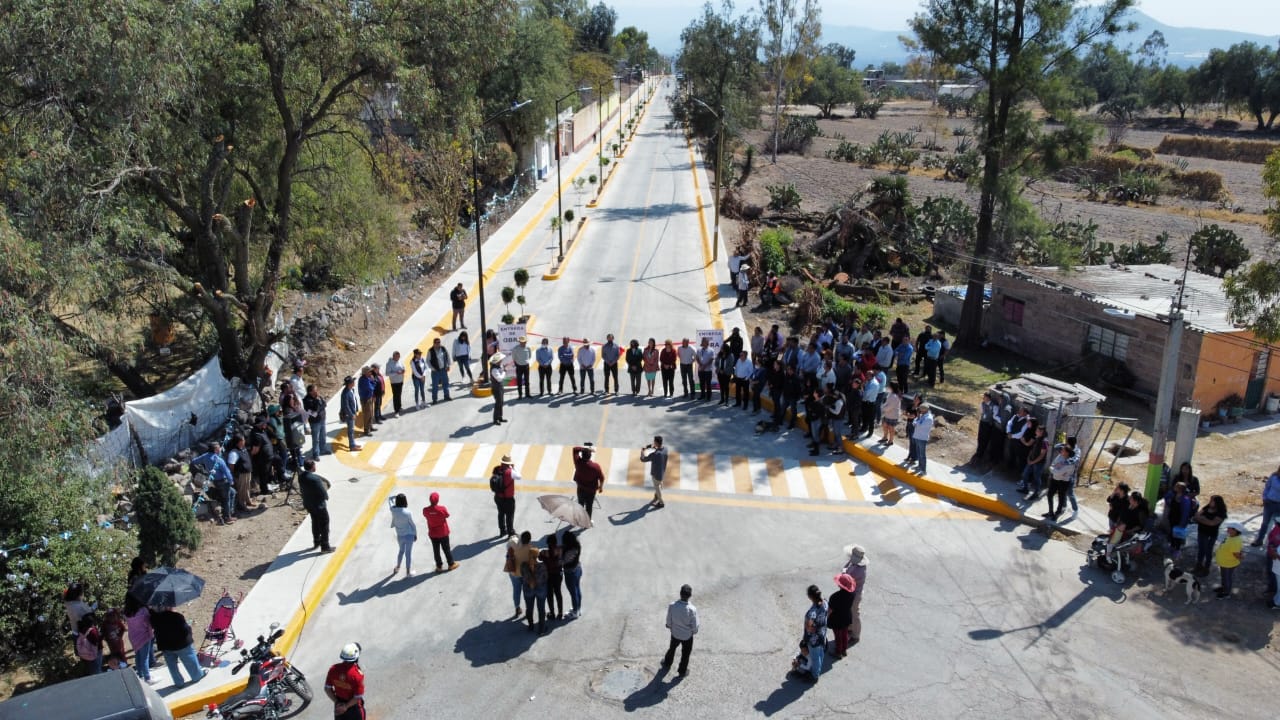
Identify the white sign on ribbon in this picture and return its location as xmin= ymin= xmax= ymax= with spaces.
xmin=497 ymin=323 xmax=527 ymax=373
xmin=696 ymin=328 xmax=723 ymax=353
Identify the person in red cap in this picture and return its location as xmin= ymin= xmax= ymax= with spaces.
xmin=423 ymin=492 xmax=459 ymax=572
xmin=325 ymin=643 xmax=365 ymax=720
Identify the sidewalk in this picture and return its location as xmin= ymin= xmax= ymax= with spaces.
xmin=163 ymin=94 xmax=639 ymax=717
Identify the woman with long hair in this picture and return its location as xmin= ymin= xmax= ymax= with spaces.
xmin=642 ymin=339 xmax=660 ymax=397
xmin=452 ymin=331 xmax=473 ymax=383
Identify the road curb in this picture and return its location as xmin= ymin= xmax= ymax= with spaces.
xmin=167 ymin=474 xmax=398 ymax=717
xmin=841 ymin=441 xmax=1023 ymax=522
xmin=542 ymin=218 xmax=591 ymax=281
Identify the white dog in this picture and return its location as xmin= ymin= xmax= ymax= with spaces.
xmin=1163 ymin=559 xmax=1201 ymax=604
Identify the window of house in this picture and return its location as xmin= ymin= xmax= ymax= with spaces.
xmin=1086 ymin=324 xmax=1129 ymax=361
xmin=1002 ymin=297 xmax=1025 ymax=326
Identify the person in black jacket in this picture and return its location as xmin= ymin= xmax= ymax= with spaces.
xmin=298 ymin=459 xmax=334 ymax=552
xmin=151 ymin=607 xmax=205 ymax=688
xmin=828 ymin=573 xmax=857 ymax=659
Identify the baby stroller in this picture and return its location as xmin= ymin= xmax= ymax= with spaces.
xmin=196 ymin=590 xmax=245 ymax=667
xmin=1087 ymin=531 xmax=1153 ymax=584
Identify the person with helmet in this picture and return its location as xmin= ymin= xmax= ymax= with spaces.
xmin=325 ymin=643 xmax=366 ymax=720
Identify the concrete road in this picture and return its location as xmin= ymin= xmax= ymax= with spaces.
xmin=173 ymin=83 xmax=1275 ymax=719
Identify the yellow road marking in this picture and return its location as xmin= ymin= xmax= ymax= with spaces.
xmin=664 ymin=451 xmax=680 ymax=488
xmin=449 ymin=444 xmax=479 ymax=478
xmin=799 ymin=461 xmax=826 ymax=500
xmin=730 ymin=455 xmax=752 ymax=494
xmin=838 ymin=462 xmax=866 ymax=502
xmin=520 ymin=444 xmax=545 ymax=480
xmin=697 ymin=454 xmax=716 ymax=493
xmin=766 ymin=457 xmax=788 ymax=496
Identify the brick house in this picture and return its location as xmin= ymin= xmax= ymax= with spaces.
xmin=983 ymin=264 xmax=1280 ymax=413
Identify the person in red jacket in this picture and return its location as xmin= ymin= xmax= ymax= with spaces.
xmin=325 ymin=643 xmax=365 ymax=720
xmin=423 ymin=492 xmax=459 ymax=572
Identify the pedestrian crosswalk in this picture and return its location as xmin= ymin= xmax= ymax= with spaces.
xmin=334 ymin=440 xmax=967 ymax=512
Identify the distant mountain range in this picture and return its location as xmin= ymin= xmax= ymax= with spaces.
xmin=823 ymin=9 xmax=1279 ymax=69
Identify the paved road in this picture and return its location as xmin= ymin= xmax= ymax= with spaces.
xmin=173 ymin=83 xmax=1274 ymax=719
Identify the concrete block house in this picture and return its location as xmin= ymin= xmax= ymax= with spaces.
xmin=982 ymin=264 xmax=1280 ymax=415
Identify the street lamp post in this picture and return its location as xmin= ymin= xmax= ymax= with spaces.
xmin=692 ymin=98 xmax=724 ymax=262
xmin=472 ymin=99 xmax=532 ymax=389
xmin=554 ymin=87 xmax=591 ymax=264
xmin=1144 ymin=251 xmax=1193 ymax=509
xmin=595 ymin=85 xmax=605 ymax=201
xmin=618 ymin=75 xmax=628 ymax=154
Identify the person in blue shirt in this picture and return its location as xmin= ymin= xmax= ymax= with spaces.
xmin=923 ymin=334 xmax=943 ymax=387
xmin=893 ymin=341 xmax=913 ymax=394
xmin=357 ymin=366 xmax=377 ymax=436
xmin=192 ymin=441 xmax=236 ymax=524
xmin=557 ymin=337 xmax=577 ymax=394
xmin=536 ymin=338 xmax=555 ymax=396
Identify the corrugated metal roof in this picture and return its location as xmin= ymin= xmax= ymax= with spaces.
xmin=997 ymin=264 xmax=1238 ymax=333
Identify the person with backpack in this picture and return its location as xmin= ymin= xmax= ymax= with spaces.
xmin=423 ymin=492 xmax=459 ymax=572
xmin=491 ymin=455 xmax=517 ymax=538
xmin=75 ymin=613 xmax=104 ymax=676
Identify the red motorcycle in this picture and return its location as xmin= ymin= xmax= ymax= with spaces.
xmin=205 ymin=623 xmax=313 ymax=720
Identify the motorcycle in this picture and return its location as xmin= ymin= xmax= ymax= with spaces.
xmin=205 ymin=623 xmax=313 ymax=720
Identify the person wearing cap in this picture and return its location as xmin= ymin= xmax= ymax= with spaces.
xmin=828 ymin=573 xmax=857 ymax=659
xmin=536 ymin=338 xmax=555 ymax=396
xmin=573 ymin=445 xmax=604 ymax=520
xmin=640 ymin=436 xmax=668 ymax=508
xmin=734 ymin=261 xmax=751 ymax=307
xmin=427 ymin=337 xmax=452 ymax=404
xmin=600 ymin=334 xmax=621 ymax=394
xmin=577 ymin=339 xmax=597 ymax=394
xmin=1214 ymin=521 xmax=1244 ymax=599
xmin=489 ymin=353 xmax=507 ymax=425
xmin=325 ymin=643 xmax=365 ymax=720
xmin=661 ymin=584 xmax=699 ymax=676
xmin=423 ymin=492 xmax=459 ymax=572
xmin=492 ymin=454 xmax=518 ymax=537
xmin=512 ymin=336 xmax=532 ymax=398
xmin=842 ymin=544 xmax=868 ymax=645
xmin=557 ymin=337 xmax=577 ymax=394
xmin=339 ymin=375 xmax=361 ymax=452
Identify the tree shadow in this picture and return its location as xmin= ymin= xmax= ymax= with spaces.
xmin=335 ymin=571 xmax=432 ymax=605
xmin=623 ymin=666 xmax=682 ymax=711
xmin=753 ymin=673 xmax=815 ymax=716
xmin=453 ymin=619 xmax=537 ymax=667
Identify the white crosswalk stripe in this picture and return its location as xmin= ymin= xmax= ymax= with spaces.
xmin=337 ymin=440 xmax=965 ymax=511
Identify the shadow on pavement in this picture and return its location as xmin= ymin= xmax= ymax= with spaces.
xmin=967 ymin=565 xmax=1129 ymax=647
xmin=607 ymin=501 xmax=655 ymax=527
xmin=589 ymin=203 xmax=695 ymax=222
xmin=241 ymin=548 xmax=315 ymax=580
xmin=753 ymin=673 xmax=815 ymax=716
xmin=451 ymin=536 xmax=506 ymax=562
xmin=335 ymin=571 xmax=432 ymax=604
xmin=454 ymin=619 xmax=537 ymax=666
xmin=623 ymin=666 xmax=682 ymax=711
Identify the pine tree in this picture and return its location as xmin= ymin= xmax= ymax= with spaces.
xmin=134 ymin=467 xmax=201 ymax=566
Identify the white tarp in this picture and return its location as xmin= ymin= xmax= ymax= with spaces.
xmin=123 ymin=356 xmax=235 ymax=463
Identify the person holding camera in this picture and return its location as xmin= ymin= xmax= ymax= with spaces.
xmin=640 ymin=436 xmax=669 ymax=508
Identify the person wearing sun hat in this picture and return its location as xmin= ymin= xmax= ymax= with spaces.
xmin=493 ymin=454 xmax=518 ymax=537
xmin=489 ymin=352 xmax=507 ymax=425
xmin=828 ymin=573 xmax=858 ymax=658
xmin=842 ymin=544 xmax=868 ymax=645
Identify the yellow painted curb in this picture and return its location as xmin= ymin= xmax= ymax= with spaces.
xmin=686 ymin=135 xmax=723 ymax=330
xmin=751 ymin=395 xmax=1020 ymax=522
xmin=843 ymin=441 xmax=1022 ymax=521
xmin=167 ymin=474 xmax=398 ymax=717
xmin=542 ymin=218 xmax=591 ymax=281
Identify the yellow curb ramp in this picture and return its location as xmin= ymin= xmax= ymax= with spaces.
xmin=752 ymin=395 xmax=1022 ymax=523
xmin=167 ymin=474 xmax=398 ymax=717
xmin=542 ymin=218 xmax=591 ymax=281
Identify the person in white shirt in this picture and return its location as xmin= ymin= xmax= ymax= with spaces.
xmin=733 ymin=352 xmax=754 ymax=408
xmin=677 ymin=339 xmax=697 ymax=398
xmin=385 ymin=351 xmax=406 ymax=416
xmin=816 ymin=360 xmax=836 ymax=390
xmin=576 ymin=341 xmax=597 ymax=393
xmin=661 ymin=584 xmax=700 ymax=676
xmin=695 ymin=338 xmax=717 ymax=402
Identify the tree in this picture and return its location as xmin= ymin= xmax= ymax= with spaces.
xmin=614 ymin=26 xmax=661 ymax=71
xmin=912 ymin=0 xmax=1134 ymax=344
xmin=577 ymin=2 xmax=617 ymax=53
xmin=0 ymin=211 xmax=134 ymax=678
xmin=677 ymin=1 xmax=762 ymax=145
xmin=1224 ymin=148 xmax=1280 ymax=342
xmin=800 ymin=54 xmax=863 ymax=118
xmin=1190 ymin=225 xmax=1250 ymax=277
xmin=822 ymin=42 xmax=857 ymax=70
xmin=1146 ymin=64 xmax=1192 ymax=120
xmin=134 ymin=466 xmax=202 ymax=567
xmin=760 ymin=0 xmax=823 ymax=163
xmin=900 ymin=34 xmax=957 ymax=102
xmin=1196 ymin=42 xmax=1280 ymax=129
xmin=1079 ymin=42 xmax=1142 ymax=119
xmin=0 ymin=0 xmax=475 ymax=389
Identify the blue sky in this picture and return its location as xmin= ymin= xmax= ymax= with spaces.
xmin=616 ymin=0 xmax=1280 ymax=53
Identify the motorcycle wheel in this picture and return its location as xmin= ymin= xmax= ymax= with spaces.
xmin=285 ymin=667 xmax=314 ymax=704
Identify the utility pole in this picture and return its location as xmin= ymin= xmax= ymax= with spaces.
xmin=1144 ymin=249 xmax=1192 ymax=509
xmin=692 ymin=98 xmax=723 ymax=262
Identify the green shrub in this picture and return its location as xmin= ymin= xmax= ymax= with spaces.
xmin=944 ymin=150 xmax=980 ymax=181
xmin=134 ymin=466 xmax=201 ymax=567
xmin=766 ymin=183 xmax=802 ymax=212
xmin=1112 ymin=232 xmax=1175 ymax=265
xmin=1190 ymin=224 xmax=1250 ymax=277
xmin=774 ymin=115 xmax=820 ymax=154
xmin=759 ymin=227 xmax=794 ymax=275
xmin=854 ymin=99 xmax=884 ymax=119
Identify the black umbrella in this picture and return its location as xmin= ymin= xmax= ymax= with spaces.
xmin=128 ymin=567 xmax=206 ymax=607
